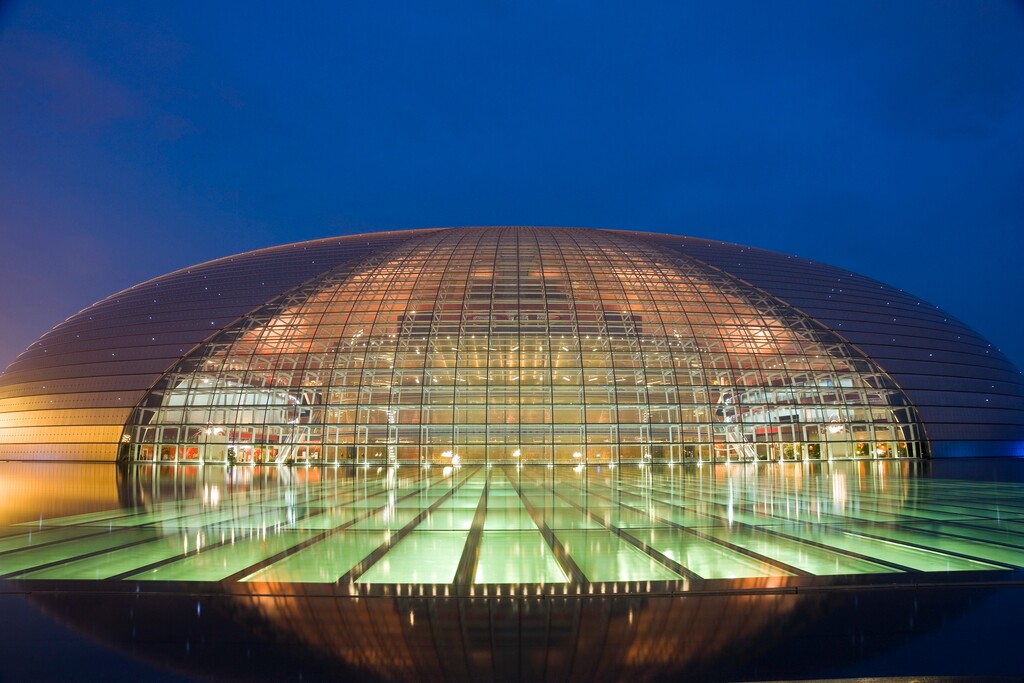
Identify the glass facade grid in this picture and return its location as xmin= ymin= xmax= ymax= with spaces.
xmin=121 ymin=228 xmax=926 ymax=465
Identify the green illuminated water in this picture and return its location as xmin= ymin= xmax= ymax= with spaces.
xmin=2 ymin=461 xmax=1024 ymax=589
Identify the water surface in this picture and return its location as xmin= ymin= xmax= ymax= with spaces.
xmin=2 ymin=459 xmax=1023 ymax=682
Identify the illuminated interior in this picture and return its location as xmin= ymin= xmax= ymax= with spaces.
xmin=124 ymin=228 xmax=923 ymax=465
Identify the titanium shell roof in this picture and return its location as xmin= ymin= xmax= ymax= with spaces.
xmin=0 ymin=226 xmax=1021 ymax=460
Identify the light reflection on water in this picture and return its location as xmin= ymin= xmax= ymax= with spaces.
xmin=2 ymin=460 xmax=1024 ymax=586
xmin=0 ymin=460 xmax=1023 ymax=681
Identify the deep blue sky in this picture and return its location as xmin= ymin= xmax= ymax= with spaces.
xmin=1 ymin=1 xmax=1023 ymax=372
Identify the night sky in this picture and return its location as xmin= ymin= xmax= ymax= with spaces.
xmin=1 ymin=1 xmax=1023 ymax=373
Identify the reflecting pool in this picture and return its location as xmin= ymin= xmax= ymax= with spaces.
xmin=2 ymin=459 xmax=1024 ymax=681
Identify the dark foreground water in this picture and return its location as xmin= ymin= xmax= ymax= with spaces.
xmin=1 ymin=458 xmax=1024 ymax=682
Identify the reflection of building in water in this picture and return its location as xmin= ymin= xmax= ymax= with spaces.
xmin=27 ymin=582 xmax=1003 ymax=683
xmin=232 ymin=590 xmax=803 ymax=683
xmin=2 ymin=227 xmax=1021 ymax=463
xmin=99 ymin=460 xmax=937 ymax=596
xmin=0 ymin=463 xmax=120 ymax=527
xmin=7 ymin=457 xmax=1022 ymax=681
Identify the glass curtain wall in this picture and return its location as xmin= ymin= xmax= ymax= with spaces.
xmin=124 ymin=228 xmax=924 ymax=465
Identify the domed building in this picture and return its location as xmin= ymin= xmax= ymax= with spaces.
xmin=1 ymin=226 xmax=1021 ymax=462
